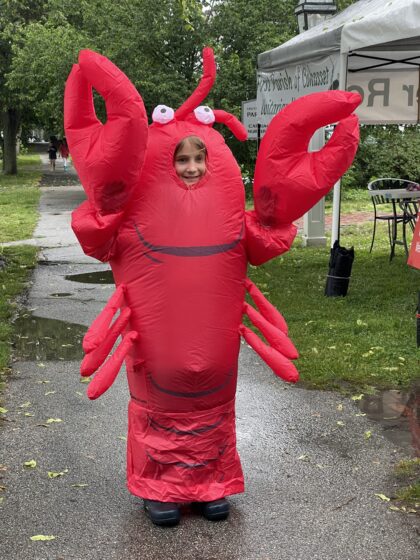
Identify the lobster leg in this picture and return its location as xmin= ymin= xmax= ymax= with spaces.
xmin=240 ymin=277 xmax=299 ymax=383
xmin=79 ymin=284 xmax=139 ymax=399
xmin=87 ymin=331 xmax=138 ymax=400
xmin=82 ymin=284 xmax=126 ymax=353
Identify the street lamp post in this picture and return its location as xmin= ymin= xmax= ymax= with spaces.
xmin=295 ymin=0 xmax=337 ymax=247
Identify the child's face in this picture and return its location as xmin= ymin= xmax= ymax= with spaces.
xmin=174 ymin=140 xmax=207 ymax=186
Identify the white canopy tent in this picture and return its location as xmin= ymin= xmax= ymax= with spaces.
xmin=257 ymin=0 xmax=420 ymax=245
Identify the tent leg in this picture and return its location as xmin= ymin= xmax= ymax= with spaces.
xmin=331 ymin=179 xmax=341 ymax=247
xmin=331 ymin=53 xmax=349 ymax=249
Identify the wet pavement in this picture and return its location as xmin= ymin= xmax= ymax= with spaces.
xmin=0 ymin=160 xmax=419 ymax=559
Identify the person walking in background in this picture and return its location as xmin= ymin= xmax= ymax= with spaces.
xmin=59 ymin=137 xmax=70 ymax=170
xmin=47 ymin=138 xmax=57 ymax=171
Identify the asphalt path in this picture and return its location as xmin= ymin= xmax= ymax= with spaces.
xmin=1 ymin=159 xmax=419 ymax=559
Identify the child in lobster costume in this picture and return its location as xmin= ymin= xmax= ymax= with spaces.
xmin=64 ymin=47 xmax=360 ymax=526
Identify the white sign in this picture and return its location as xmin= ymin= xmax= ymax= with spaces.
xmin=347 ymin=70 xmax=419 ymax=124
xmin=257 ymin=54 xmax=340 ymax=136
xmin=241 ymin=99 xmax=258 ymax=140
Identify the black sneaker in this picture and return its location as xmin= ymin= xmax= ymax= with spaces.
xmin=197 ymin=498 xmax=230 ymax=521
xmin=143 ymin=499 xmax=181 ymax=526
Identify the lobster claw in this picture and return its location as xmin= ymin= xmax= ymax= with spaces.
xmin=253 ymin=90 xmax=361 ymax=227
xmin=64 ymin=50 xmax=148 ymax=214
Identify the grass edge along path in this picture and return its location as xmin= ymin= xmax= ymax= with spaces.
xmin=0 ymin=154 xmax=42 ymax=242
xmin=0 ymin=154 xmax=41 ymax=397
xmin=0 ymin=246 xmax=38 ymax=392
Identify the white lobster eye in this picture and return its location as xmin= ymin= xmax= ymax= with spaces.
xmin=152 ymin=105 xmax=175 ymax=124
xmin=194 ymin=106 xmax=215 ymax=125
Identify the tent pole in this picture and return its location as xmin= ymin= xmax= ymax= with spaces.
xmin=331 ymin=52 xmax=349 ymax=248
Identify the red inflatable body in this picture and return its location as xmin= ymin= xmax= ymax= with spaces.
xmin=65 ymin=48 xmax=360 ymax=502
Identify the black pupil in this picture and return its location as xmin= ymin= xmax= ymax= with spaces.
xmin=204 ymin=108 xmax=209 ymax=112
xmin=161 ymin=108 xmax=166 ymax=113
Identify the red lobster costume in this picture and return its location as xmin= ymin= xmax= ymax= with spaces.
xmin=64 ymin=48 xmax=360 ymax=502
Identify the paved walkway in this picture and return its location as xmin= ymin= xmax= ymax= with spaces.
xmin=1 ymin=158 xmax=418 ymax=559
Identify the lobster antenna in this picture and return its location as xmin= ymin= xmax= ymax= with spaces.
xmin=175 ymin=47 xmax=216 ymax=120
xmin=213 ymin=110 xmax=248 ymax=141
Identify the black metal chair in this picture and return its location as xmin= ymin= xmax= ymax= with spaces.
xmin=399 ymin=199 xmax=419 ymax=233
xmin=368 ymin=178 xmax=419 ymax=259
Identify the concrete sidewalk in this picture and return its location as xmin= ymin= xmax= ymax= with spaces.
xmin=0 ymin=161 xmax=418 ymax=559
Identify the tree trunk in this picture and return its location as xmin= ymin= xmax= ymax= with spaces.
xmin=2 ymin=108 xmax=20 ymax=175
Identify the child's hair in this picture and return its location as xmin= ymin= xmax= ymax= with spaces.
xmin=174 ymin=135 xmax=207 ymax=159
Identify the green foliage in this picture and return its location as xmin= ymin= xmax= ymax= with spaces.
xmin=343 ymin=125 xmax=420 ymax=189
xmin=7 ymin=21 xmax=94 ymax=132
xmin=3 ymin=0 xmax=416 ymax=187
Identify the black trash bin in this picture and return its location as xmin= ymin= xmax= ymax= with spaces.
xmin=325 ymin=240 xmax=355 ymax=297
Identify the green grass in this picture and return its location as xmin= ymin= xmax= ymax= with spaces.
xmin=248 ymin=187 xmax=374 ymax=214
xmin=0 ymin=155 xmax=41 ymax=386
xmin=325 ymin=187 xmax=373 ymax=214
xmin=247 ymin=221 xmax=420 ymax=392
xmin=394 ymin=459 xmax=420 ymax=509
xmin=0 ymin=155 xmax=42 ymax=242
xmin=0 ymin=246 xmax=38 ymax=379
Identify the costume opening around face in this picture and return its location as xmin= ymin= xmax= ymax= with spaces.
xmin=64 ymin=47 xmax=360 ymax=502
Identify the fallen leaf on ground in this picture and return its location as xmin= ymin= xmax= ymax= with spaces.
xmin=36 ymin=380 xmax=50 ymax=384
xmin=30 ymin=535 xmax=56 ymax=541
xmin=80 ymin=377 xmax=91 ymax=384
xmin=364 ymin=431 xmax=372 ymax=439
xmin=117 ymin=436 xmax=127 ymax=441
xmin=71 ymin=483 xmax=88 ymax=488
xmin=24 ymin=413 xmax=35 ymax=417
xmin=19 ymin=402 xmax=31 ymax=408
xmin=47 ymin=469 xmax=68 ymax=479
xmin=351 ymin=394 xmax=364 ymax=401
xmin=44 ymin=391 xmax=56 ymax=396
xmin=298 ymin=454 xmax=309 ymax=461
xmin=46 ymin=418 xmax=62 ymax=424
xmin=374 ymin=493 xmax=390 ymax=502
xmin=0 ymin=407 xmax=8 ymax=414
xmin=336 ymin=421 xmax=345 ymax=426
xmin=37 ymin=363 xmax=46 ymax=368
xmin=24 ymin=460 xmax=37 ymax=468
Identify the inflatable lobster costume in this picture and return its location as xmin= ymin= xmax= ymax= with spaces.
xmin=64 ymin=48 xmax=360 ymax=505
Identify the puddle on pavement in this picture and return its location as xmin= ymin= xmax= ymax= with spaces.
xmin=13 ymin=313 xmax=86 ymax=361
xmin=358 ymin=387 xmax=420 ymax=456
xmin=65 ymin=270 xmax=114 ymax=284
